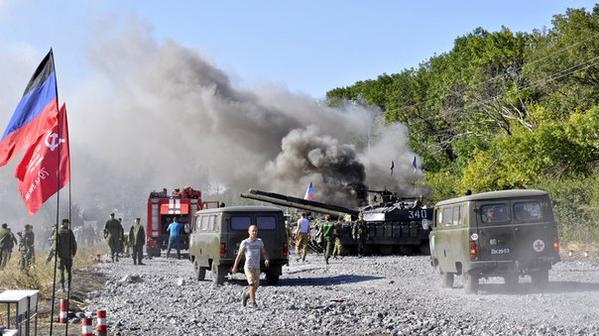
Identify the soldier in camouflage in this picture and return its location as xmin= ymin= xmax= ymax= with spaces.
xmin=332 ymin=218 xmax=344 ymax=259
xmin=0 ymin=225 xmax=18 ymax=268
xmin=129 ymin=218 xmax=146 ymax=265
xmin=0 ymin=223 xmax=16 ymax=269
xmin=352 ymin=213 xmax=368 ymax=257
xmin=103 ymin=213 xmax=124 ymax=262
xmin=18 ymin=224 xmax=35 ymax=271
xmin=318 ymin=215 xmax=335 ymax=264
xmin=56 ymin=219 xmax=77 ymax=292
xmin=46 ymin=226 xmax=57 ymax=263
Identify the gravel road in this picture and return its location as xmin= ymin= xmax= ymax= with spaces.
xmin=83 ymin=252 xmax=599 ymax=335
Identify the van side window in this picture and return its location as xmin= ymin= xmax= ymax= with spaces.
xmin=208 ymin=215 xmax=216 ymax=231
xmin=514 ymin=202 xmax=542 ymax=221
xmin=442 ymin=208 xmax=453 ymax=226
xmin=452 ymin=206 xmax=460 ymax=226
xmin=200 ymin=216 xmax=209 ymax=231
xmin=256 ymin=216 xmax=276 ymax=230
xmin=481 ymin=204 xmax=509 ymax=223
xmin=231 ymin=216 xmax=252 ymax=230
xmin=194 ymin=216 xmax=202 ymax=231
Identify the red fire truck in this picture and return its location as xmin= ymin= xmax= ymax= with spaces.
xmin=146 ymin=187 xmax=220 ymax=257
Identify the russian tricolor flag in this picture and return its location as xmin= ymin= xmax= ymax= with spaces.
xmin=304 ymin=182 xmax=316 ymax=201
xmin=0 ymin=50 xmax=58 ymax=167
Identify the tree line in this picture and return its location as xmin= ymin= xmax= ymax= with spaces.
xmin=326 ymin=6 xmax=599 ymax=242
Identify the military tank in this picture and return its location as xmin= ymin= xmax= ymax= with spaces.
xmin=240 ymin=188 xmax=433 ymax=255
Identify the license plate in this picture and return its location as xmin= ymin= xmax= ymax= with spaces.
xmin=491 ymin=248 xmax=510 ymax=255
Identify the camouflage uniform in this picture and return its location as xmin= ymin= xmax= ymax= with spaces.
xmin=18 ymin=225 xmax=35 ymax=271
xmin=103 ymin=214 xmax=123 ymax=262
xmin=0 ymin=224 xmax=15 ymax=269
xmin=1 ymin=228 xmax=18 ymax=268
xmin=129 ymin=218 xmax=146 ymax=265
xmin=332 ymin=220 xmax=344 ymax=258
xmin=352 ymin=217 xmax=368 ymax=256
xmin=319 ymin=216 xmax=335 ymax=264
xmin=56 ymin=220 xmax=77 ymax=291
xmin=46 ymin=226 xmax=57 ymax=263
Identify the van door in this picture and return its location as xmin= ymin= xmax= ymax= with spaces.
xmin=509 ymin=198 xmax=557 ymax=265
xmin=476 ymin=202 xmax=514 ymax=262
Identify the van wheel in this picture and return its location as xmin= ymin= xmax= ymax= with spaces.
xmin=463 ymin=272 xmax=479 ymax=294
xmin=266 ymin=271 xmax=280 ymax=285
xmin=441 ymin=272 xmax=454 ymax=288
xmin=195 ymin=261 xmax=206 ymax=281
xmin=212 ymin=265 xmax=226 ymax=285
xmin=531 ymin=269 xmax=549 ymax=288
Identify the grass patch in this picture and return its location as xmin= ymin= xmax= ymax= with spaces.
xmin=0 ymin=244 xmax=107 ymax=300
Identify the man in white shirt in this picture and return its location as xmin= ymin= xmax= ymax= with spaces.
xmin=294 ymin=212 xmax=310 ymax=262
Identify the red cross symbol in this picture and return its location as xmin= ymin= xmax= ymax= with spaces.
xmin=533 ymin=240 xmax=545 ymax=252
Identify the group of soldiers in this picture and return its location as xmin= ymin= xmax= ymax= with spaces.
xmin=0 ymin=223 xmax=36 ymax=271
xmin=103 ymin=213 xmax=146 ymax=265
xmin=0 ymin=219 xmax=77 ymax=291
xmin=291 ymin=211 xmax=368 ymax=264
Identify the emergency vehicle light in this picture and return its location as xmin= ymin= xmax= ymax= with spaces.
xmin=220 ymin=242 xmax=227 ymax=257
xmin=553 ymin=239 xmax=560 ymax=251
xmin=469 ymin=241 xmax=477 ymax=258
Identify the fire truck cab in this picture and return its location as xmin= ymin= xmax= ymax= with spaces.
xmin=146 ymin=187 xmax=220 ymax=257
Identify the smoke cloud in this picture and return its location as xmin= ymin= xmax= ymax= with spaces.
xmin=0 ymin=20 xmax=426 ymax=228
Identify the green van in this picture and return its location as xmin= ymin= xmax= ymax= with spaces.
xmin=430 ymin=189 xmax=560 ymax=293
xmin=189 ymin=206 xmax=289 ymax=285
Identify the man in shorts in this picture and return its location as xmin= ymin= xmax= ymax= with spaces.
xmin=232 ymin=224 xmax=270 ymax=308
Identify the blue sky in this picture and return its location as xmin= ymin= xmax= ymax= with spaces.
xmin=0 ymin=1 xmax=596 ymax=100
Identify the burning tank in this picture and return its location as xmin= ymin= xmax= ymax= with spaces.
xmin=240 ymin=188 xmax=433 ymax=255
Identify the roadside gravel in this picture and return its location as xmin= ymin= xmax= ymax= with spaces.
xmin=84 ymin=253 xmax=599 ymax=335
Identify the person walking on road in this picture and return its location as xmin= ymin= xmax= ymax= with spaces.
xmin=56 ymin=219 xmax=77 ymax=292
xmin=352 ymin=213 xmax=368 ymax=257
xmin=294 ymin=212 xmax=311 ymax=262
xmin=104 ymin=213 xmax=124 ymax=262
xmin=319 ymin=215 xmax=335 ymax=264
xmin=332 ymin=218 xmax=344 ymax=259
xmin=129 ymin=218 xmax=146 ymax=265
xmin=166 ymin=217 xmax=183 ymax=259
xmin=232 ymin=224 xmax=270 ymax=308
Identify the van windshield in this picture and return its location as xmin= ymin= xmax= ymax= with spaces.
xmin=514 ymin=201 xmax=542 ymax=221
xmin=480 ymin=204 xmax=509 ymax=224
xmin=230 ymin=215 xmax=277 ymax=230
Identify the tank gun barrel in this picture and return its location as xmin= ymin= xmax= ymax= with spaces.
xmin=240 ymin=189 xmax=358 ymax=218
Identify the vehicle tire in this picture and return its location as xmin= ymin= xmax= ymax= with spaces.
xmin=463 ymin=272 xmax=479 ymax=294
xmin=195 ymin=261 xmax=206 ymax=281
xmin=212 ymin=264 xmax=226 ymax=285
xmin=503 ymin=272 xmax=519 ymax=288
xmin=441 ymin=272 xmax=454 ymax=288
xmin=266 ymin=270 xmax=280 ymax=286
xmin=531 ymin=269 xmax=549 ymax=288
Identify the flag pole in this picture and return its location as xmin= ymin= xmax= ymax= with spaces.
xmin=50 ymin=48 xmax=60 ymax=336
xmin=64 ymin=104 xmax=72 ymax=335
